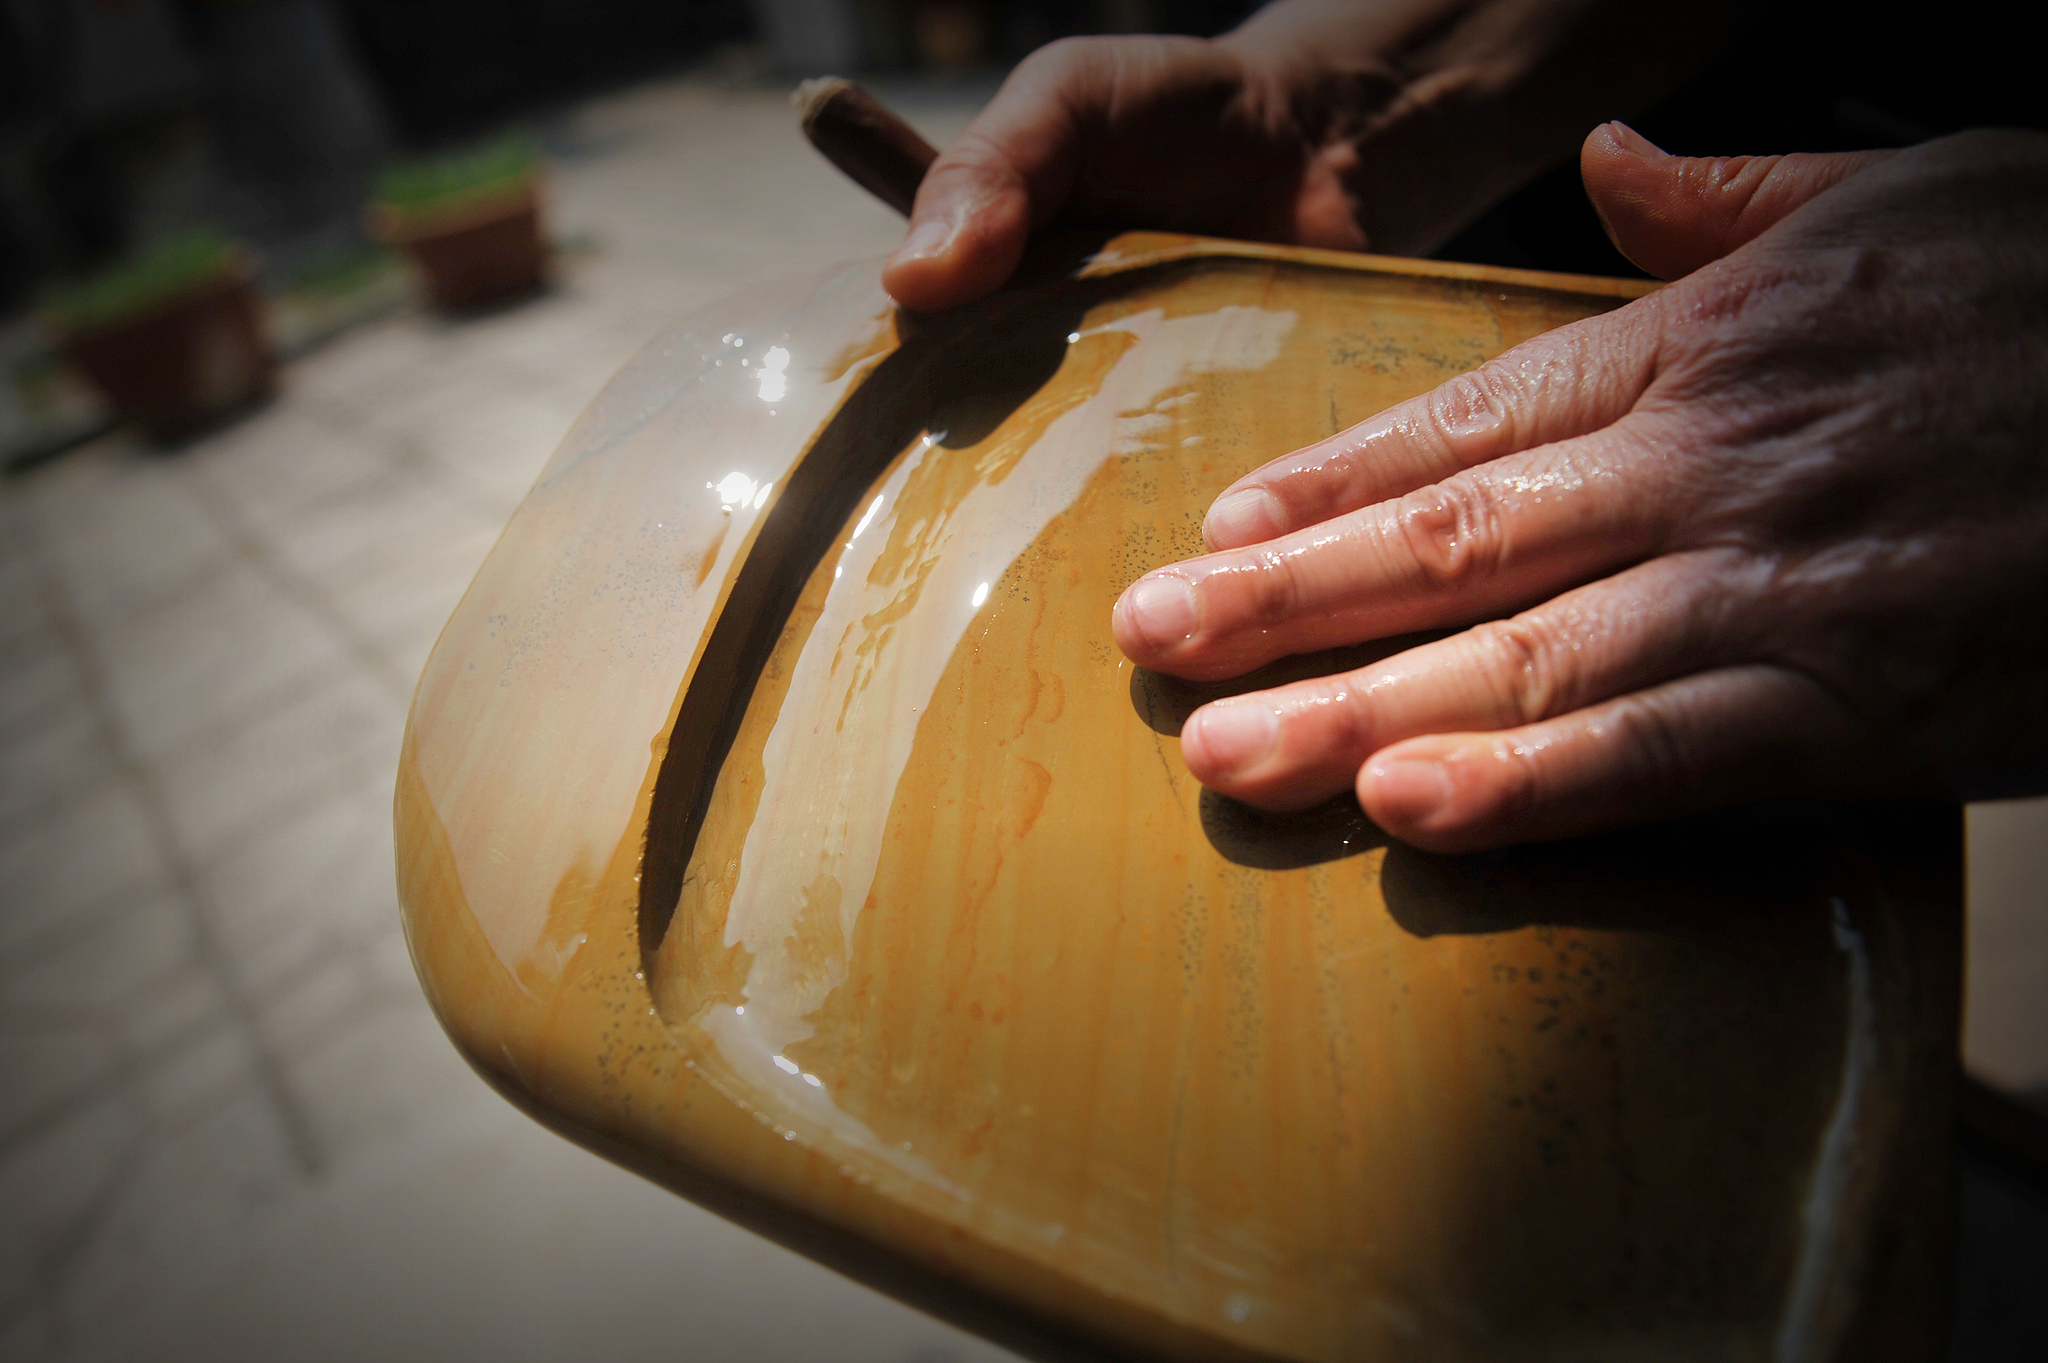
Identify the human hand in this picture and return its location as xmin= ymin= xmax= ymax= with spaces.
xmin=879 ymin=31 xmax=1357 ymax=312
xmin=1113 ymin=125 xmax=2048 ymax=852
xmin=882 ymin=1 xmax=1731 ymax=312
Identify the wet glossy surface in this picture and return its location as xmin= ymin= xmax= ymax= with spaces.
xmin=397 ymin=235 xmax=1960 ymax=1362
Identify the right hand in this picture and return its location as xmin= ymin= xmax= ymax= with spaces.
xmin=1113 ymin=125 xmax=2048 ymax=851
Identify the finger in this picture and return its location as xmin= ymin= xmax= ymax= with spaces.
xmin=880 ymin=94 xmax=1070 ymax=312
xmin=1356 ymin=665 xmax=1872 ymax=853
xmin=883 ymin=37 xmax=1203 ymax=312
xmin=1119 ymin=421 xmax=1672 ymax=681
xmin=1202 ymin=301 xmax=1664 ymax=550
xmin=1579 ymin=122 xmax=1897 ymax=281
xmin=1180 ymin=552 xmax=1738 ymax=809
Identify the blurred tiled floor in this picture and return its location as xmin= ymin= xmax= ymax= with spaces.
xmin=1 ymin=65 xmax=2043 ymax=1363
xmin=0 ymin=71 xmax=1020 ymax=1363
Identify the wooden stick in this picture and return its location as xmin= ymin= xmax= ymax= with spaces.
xmin=794 ymin=77 xmax=938 ymax=218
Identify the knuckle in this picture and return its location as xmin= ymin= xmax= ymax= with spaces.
xmin=1246 ymin=451 xmax=1355 ymax=538
xmin=1610 ymin=692 xmax=1692 ymax=798
xmin=1328 ymin=676 xmax=1379 ymax=754
xmin=1709 ymin=153 xmax=1782 ymax=231
xmin=1424 ymin=369 xmax=1516 ymax=451
xmin=1471 ymin=615 xmax=1567 ymax=724
xmin=1489 ymin=735 xmax=1547 ymax=825
xmin=1289 ymin=441 xmax=1364 ymax=507
xmin=1018 ymin=35 xmax=1100 ymax=80
xmin=1241 ymin=549 xmax=1302 ymax=628
xmin=1395 ymin=476 xmax=1502 ymax=589
xmin=930 ymin=133 xmax=1007 ymax=182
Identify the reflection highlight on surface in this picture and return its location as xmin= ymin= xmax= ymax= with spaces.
xmin=711 ymin=470 xmax=765 ymax=509
xmin=759 ymin=344 xmax=790 ymax=402
xmin=399 ymin=240 xmax=1959 ymax=1363
xmin=655 ymin=295 xmax=1299 ymax=1194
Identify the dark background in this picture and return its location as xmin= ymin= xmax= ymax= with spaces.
xmin=0 ymin=1 xmax=1265 ymax=310
xmin=9 ymin=0 xmax=2044 ymax=306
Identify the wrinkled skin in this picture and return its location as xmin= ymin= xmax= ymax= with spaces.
xmin=882 ymin=2 xmax=1728 ymax=312
xmin=882 ymin=34 xmax=1348 ymax=312
xmin=883 ymin=7 xmax=2048 ymax=853
xmin=1112 ymin=126 xmax=2048 ymax=851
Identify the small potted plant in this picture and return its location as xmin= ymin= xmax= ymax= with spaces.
xmin=370 ymin=134 xmax=549 ymax=311
xmin=42 ymin=230 xmax=277 ymax=443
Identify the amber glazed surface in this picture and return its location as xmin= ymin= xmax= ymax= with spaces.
xmin=396 ymin=234 xmax=1960 ymax=1363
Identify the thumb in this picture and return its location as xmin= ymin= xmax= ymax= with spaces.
xmin=882 ymin=48 xmax=1101 ymax=312
xmin=1580 ymin=122 xmax=1896 ymax=280
xmin=882 ymin=138 xmax=1041 ymax=313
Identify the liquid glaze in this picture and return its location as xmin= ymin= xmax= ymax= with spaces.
xmin=397 ymin=235 xmax=1958 ymax=1363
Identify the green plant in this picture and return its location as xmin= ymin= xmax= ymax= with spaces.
xmin=41 ymin=230 xmax=239 ymax=334
xmin=375 ymin=132 xmax=539 ymax=221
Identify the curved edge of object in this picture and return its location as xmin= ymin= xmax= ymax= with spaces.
xmin=1080 ymin=230 xmax=1663 ymax=303
xmin=396 ymin=734 xmax=1200 ymax=1363
xmin=393 ymin=235 xmax=1948 ymax=1363
xmin=393 ymin=236 xmax=1344 ymax=1363
xmin=394 ymin=691 xmax=1281 ymax=1363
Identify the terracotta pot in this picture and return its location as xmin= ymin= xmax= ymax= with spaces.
xmin=54 ymin=258 xmax=277 ymax=443
xmin=372 ymin=181 xmax=548 ymax=311
xmin=398 ymin=235 xmax=1961 ymax=1363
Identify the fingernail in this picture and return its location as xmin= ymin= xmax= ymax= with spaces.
xmin=896 ymin=216 xmax=951 ymax=261
xmin=1366 ymin=757 xmax=1453 ymax=827
xmin=1188 ymin=700 xmax=1277 ymax=774
xmin=1205 ymin=488 xmax=1282 ymax=546
xmin=1119 ymin=574 xmax=1198 ymax=648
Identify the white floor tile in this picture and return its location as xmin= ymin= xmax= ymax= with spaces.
xmin=0 ymin=627 xmax=80 ymax=743
xmin=0 ymin=1089 xmax=139 ymax=1326
xmin=0 ymin=1025 xmax=120 ymax=1146
xmin=0 ymin=702 xmax=115 ymax=831
xmin=324 ymin=517 xmax=501 ymax=667
xmin=49 ymin=1089 xmax=304 ymax=1345
xmin=93 ymin=564 xmax=349 ymax=764
xmin=190 ymin=405 xmax=399 ymax=530
xmin=133 ymin=1021 xmax=261 ymax=1132
xmin=0 ymin=783 xmax=165 ymax=957
xmin=27 ymin=452 xmax=236 ymax=635
xmin=199 ymin=773 xmax=394 ymax=939
xmin=0 ymin=886 xmax=196 ymax=1017
xmin=256 ymin=466 xmax=495 ymax=594
xmin=152 ymin=670 xmax=403 ymax=865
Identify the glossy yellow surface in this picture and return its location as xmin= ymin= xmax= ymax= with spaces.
xmin=397 ymin=235 xmax=1958 ymax=1362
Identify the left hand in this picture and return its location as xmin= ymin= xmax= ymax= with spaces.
xmin=1112 ymin=124 xmax=2048 ymax=852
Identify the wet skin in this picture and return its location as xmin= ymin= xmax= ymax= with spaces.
xmin=1119 ymin=127 xmax=2048 ymax=850
xmin=883 ymin=13 xmax=2048 ymax=852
